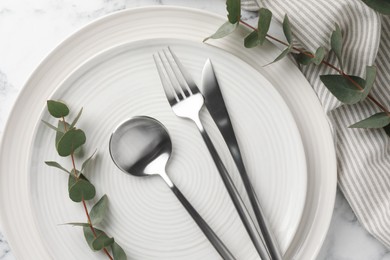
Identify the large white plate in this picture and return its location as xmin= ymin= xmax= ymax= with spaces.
xmin=30 ymin=39 xmax=306 ymax=259
xmin=0 ymin=6 xmax=336 ymax=260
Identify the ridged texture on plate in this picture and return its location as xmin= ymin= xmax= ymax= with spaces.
xmin=30 ymin=41 xmax=305 ymax=259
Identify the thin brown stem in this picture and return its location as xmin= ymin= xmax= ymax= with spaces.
xmin=239 ymin=19 xmax=390 ymax=115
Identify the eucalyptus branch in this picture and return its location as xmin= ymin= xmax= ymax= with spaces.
xmin=61 ymin=117 xmax=114 ymax=260
xmin=239 ymin=19 xmax=390 ymax=115
xmin=43 ymin=100 xmax=127 ymax=260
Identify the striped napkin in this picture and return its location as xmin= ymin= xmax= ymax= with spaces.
xmin=241 ymin=0 xmax=390 ymax=248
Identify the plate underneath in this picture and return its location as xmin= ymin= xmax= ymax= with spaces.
xmin=30 ymin=39 xmax=306 ymax=259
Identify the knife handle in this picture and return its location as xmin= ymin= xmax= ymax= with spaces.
xmin=193 ymin=115 xmax=271 ymax=260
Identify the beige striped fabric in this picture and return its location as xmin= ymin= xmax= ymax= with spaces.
xmin=241 ymin=0 xmax=390 ymax=248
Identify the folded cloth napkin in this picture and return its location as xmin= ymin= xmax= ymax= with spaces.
xmin=242 ymin=0 xmax=390 ymax=248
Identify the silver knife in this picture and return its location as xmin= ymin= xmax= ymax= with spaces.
xmin=201 ymin=59 xmax=283 ymax=260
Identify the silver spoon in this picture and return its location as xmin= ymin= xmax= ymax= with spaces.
xmin=109 ymin=116 xmax=235 ymax=260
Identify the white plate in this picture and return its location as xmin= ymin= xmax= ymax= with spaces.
xmin=0 ymin=6 xmax=336 ymax=260
xmin=30 ymin=39 xmax=306 ymax=259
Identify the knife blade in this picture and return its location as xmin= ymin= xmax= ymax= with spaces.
xmin=201 ymin=59 xmax=282 ymax=260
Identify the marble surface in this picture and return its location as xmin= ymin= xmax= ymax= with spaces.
xmin=0 ymin=0 xmax=389 ymax=259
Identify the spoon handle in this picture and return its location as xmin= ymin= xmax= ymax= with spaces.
xmin=192 ymin=116 xmax=271 ymax=260
xmin=170 ymin=184 xmax=236 ymax=260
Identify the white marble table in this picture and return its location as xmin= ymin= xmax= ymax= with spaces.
xmin=0 ymin=0 xmax=389 ymax=259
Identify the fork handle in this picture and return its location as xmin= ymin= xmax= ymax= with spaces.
xmin=193 ymin=116 xmax=271 ymax=260
xmin=170 ymin=184 xmax=236 ymax=260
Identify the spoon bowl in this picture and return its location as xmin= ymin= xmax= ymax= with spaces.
xmin=109 ymin=116 xmax=171 ymax=178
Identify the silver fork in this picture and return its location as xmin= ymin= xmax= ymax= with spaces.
xmin=153 ymin=47 xmax=270 ymax=260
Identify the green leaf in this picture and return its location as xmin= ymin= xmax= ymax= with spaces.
xmin=73 ymin=146 xmax=84 ymax=157
xmin=68 ymin=174 xmax=96 ymax=202
xmin=226 ymin=0 xmax=241 ymax=24
xmin=84 ymin=227 xmax=103 ymax=251
xmin=84 ymin=227 xmax=115 ymax=251
xmin=384 ymin=124 xmax=390 ymax=137
xmin=350 ymin=113 xmax=390 ymax=128
xmin=296 ymin=52 xmax=314 ymax=65
xmin=56 ymin=129 xmax=86 ymax=157
xmin=69 ymin=107 xmax=83 ymax=129
xmin=268 ymin=46 xmax=292 ymax=65
xmin=92 ymin=233 xmax=114 ymax=251
xmin=331 ymin=23 xmax=343 ymax=69
xmin=283 ymin=15 xmax=292 ymax=44
xmin=257 ymin=8 xmax=272 ymax=46
xmin=47 ymin=100 xmax=69 ymax=118
xmin=320 ymin=75 xmax=366 ymax=104
xmin=45 ymin=161 xmax=70 ymax=174
xmin=296 ymin=47 xmax=325 ymax=66
xmin=41 ymin=120 xmax=63 ymax=132
xmin=90 ymin=195 xmax=108 ymax=226
xmin=111 ymin=242 xmax=127 ymax=260
xmin=64 ymin=222 xmax=90 ymax=227
xmin=360 ymin=0 xmax=390 ymax=15
xmin=203 ymin=21 xmax=238 ymax=42
xmin=55 ymin=120 xmax=71 ymax=147
xmin=362 ymin=66 xmax=377 ymax=99
xmin=81 ymin=150 xmax=97 ymax=173
xmin=313 ymin=47 xmax=326 ymax=65
xmin=244 ymin=30 xmax=259 ymax=48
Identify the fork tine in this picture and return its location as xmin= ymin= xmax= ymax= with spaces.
xmin=153 ymin=53 xmax=179 ymax=105
xmin=163 ymin=48 xmax=191 ymax=97
xmin=167 ymin=47 xmax=199 ymax=95
xmin=161 ymin=49 xmax=189 ymax=98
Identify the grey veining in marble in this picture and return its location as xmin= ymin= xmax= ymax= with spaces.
xmin=0 ymin=0 xmax=389 ymax=259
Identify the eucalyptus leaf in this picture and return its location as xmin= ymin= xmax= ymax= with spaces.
xmin=45 ymin=161 xmax=70 ymax=174
xmin=73 ymin=146 xmax=84 ymax=157
xmin=257 ymin=8 xmax=272 ymax=46
xmin=47 ymin=100 xmax=69 ymax=118
xmin=360 ymin=0 xmax=390 ymax=15
xmin=313 ymin=47 xmax=326 ymax=65
xmin=68 ymin=174 xmax=96 ymax=202
xmin=297 ymin=47 xmax=325 ymax=66
xmin=226 ymin=0 xmax=241 ymax=24
xmin=65 ymin=222 xmax=90 ymax=227
xmin=111 ymin=242 xmax=127 ymax=260
xmin=57 ymin=129 xmax=86 ymax=157
xmin=331 ymin=23 xmax=343 ymax=69
xmin=90 ymin=195 xmax=108 ymax=226
xmin=320 ymin=75 xmax=366 ymax=104
xmin=244 ymin=30 xmax=259 ymax=48
xmin=92 ymin=233 xmax=115 ymax=251
xmin=81 ymin=150 xmax=97 ymax=173
xmin=70 ymin=108 xmax=83 ymax=129
xmin=362 ymin=66 xmax=377 ymax=99
xmin=350 ymin=113 xmax=390 ymax=128
xmin=203 ymin=21 xmax=238 ymax=42
xmin=41 ymin=120 xmax=63 ymax=132
xmin=56 ymin=120 xmax=71 ymax=147
xmin=296 ymin=52 xmax=314 ymax=65
xmin=384 ymin=124 xmax=390 ymax=137
xmin=83 ymin=227 xmax=104 ymax=251
xmin=283 ymin=14 xmax=292 ymax=44
xmin=268 ymin=46 xmax=292 ymax=65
